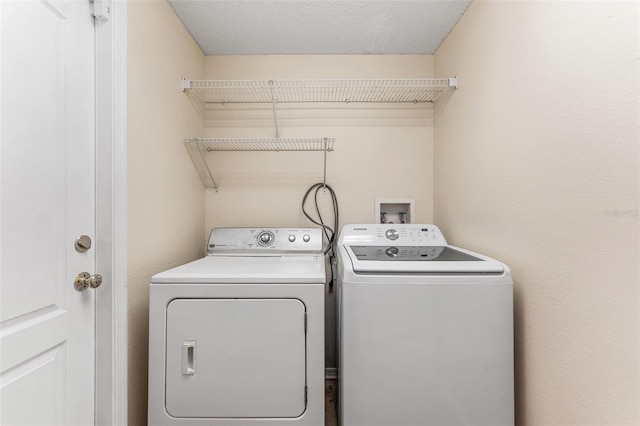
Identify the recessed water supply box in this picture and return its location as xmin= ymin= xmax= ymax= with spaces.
xmin=374 ymin=198 xmax=415 ymax=224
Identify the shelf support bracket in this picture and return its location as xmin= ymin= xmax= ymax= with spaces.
xmin=323 ymin=137 xmax=328 ymax=189
xmin=448 ymin=76 xmax=459 ymax=89
xmin=268 ymin=80 xmax=280 ymax=138
xmin=196 ymin=142 xmax=219 ymax=192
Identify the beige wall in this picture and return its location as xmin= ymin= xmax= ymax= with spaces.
xmin=434 ymin=1 xmax=639 ymax=424
xmin=202 ymin=55 xmax=436 ymax=368
xmin=127 ymin=1 xmax=205 ymax=425
xmin=126 ymin=2 xmax=640 ymax=422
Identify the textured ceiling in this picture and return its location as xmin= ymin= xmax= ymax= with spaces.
xmin=168 ymin=0 xmax=472 ymax=55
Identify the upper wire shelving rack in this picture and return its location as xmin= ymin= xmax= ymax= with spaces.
xmin=182 ymin=77 xmax=457 ymax=137
xmin=182 ymin=77 xmax=458 ymax=105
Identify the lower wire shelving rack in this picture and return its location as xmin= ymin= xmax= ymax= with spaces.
xmin=185 ymin=137 xmax=335 ymax=192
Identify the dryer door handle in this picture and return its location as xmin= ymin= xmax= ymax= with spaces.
xmin=181 ymin=340 xmax=196 ymax=376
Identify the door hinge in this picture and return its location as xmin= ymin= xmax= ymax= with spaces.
xmin=304 ymin=313 xmax=307 ymax=334
xmin=90 ymin=0 xmax=111 ymax=21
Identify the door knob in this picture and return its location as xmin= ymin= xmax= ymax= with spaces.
xmin=74 ymin=272 xmax=103 ymax=291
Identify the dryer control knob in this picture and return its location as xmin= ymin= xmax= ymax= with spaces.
xmin=385 ymin=229 xmax=399 ymax=240
xmin=303 ymin=234 xmax=311 ymax=243
xmin=257 ymin=231 xmax=274 ymax=246
xmin=288 ymin=235 xmax=296 ymax=242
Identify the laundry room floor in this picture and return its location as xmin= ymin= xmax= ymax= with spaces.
xmin=325 ymin=379 xmax=338 ymax=426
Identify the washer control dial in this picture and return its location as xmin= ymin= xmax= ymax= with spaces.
xmin=288 ymin=234 xmax=296 ymax=242
xmin=385 ymin=247 xmax=399 ymax=257
xmin=257 ymin=231 xmax=275 ymax=246
xmin=385 ymin=229 xmax=399 ymax=240
xmin=303 ymin=234 xmax=311 ymax=243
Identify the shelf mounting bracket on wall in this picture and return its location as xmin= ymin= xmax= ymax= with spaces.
xmin=181 ymin=78 xmax=191 ymax=91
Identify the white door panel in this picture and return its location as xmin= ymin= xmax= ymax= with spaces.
xmin=1 ymin=0 xmax=96 ymax=424
xmin=1 ymin=0 xmax=67 ymax=321
xmin=1 ymin=345 xmax=65 ymax=426
xmin=165 ymin=298 xmax=307 ymax=418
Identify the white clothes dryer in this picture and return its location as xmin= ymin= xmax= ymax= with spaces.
xmin=337 ymin=224 xmax=513 ymax=426
xmin=148 ymin=228 xmax=325 ymax=426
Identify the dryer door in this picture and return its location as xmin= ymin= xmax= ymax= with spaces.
xmin=165 ymin=298 xmax=307 ymax=418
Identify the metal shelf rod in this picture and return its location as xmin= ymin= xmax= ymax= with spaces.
xmin=268 ymin=80 xmax=280 ymax=138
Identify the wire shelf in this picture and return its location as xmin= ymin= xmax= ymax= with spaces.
xmin=180 ymin=78 xmax=456 ymax=190
xmin=183 ymin=78 xmax=457 ymax=104
xmin=187 ymin=137 xmax=334 ymax=152
xmin=185 ymin=138 xmax=335 ymax=191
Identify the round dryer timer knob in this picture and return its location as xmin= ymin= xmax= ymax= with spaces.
xmin=257 ymin=231 xmax=274 ymax=246
xmin=385 ymin=229 xmax=399 ymax=240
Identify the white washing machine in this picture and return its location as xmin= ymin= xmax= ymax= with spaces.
xmin=148 ymin=228 xmax=325 ymax=426
xmin=337 ymin=224 xmax=514 ymax=426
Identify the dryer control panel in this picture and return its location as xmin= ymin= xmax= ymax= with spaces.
xmin=207 ymin=227 xmax=323 ymax=254
xmin=339 ymin=224 xmax=448 ymax=246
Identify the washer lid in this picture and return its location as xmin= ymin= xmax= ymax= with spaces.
xmin=151 ymin=255 xmax=326 ymax=284
xmin=344 ymin=245 xmax=505 ymax=274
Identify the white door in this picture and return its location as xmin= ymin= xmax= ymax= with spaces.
xmin=1 ymin=0 xmax=96 ymax=424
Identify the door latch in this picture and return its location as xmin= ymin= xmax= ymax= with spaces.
xmin=74 ymin=272 xmax=103 ymax=291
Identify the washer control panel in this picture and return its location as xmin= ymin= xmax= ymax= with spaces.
xmin=208 ymin=227 xmax=323 ymax=254
xmin=339 ymin=224 xmax=448 ymax=246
